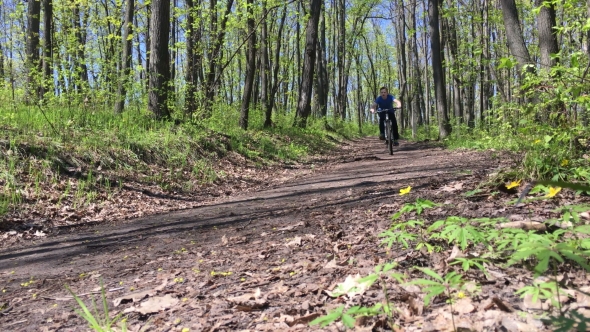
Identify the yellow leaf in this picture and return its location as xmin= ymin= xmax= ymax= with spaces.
xmin=506 ymin=180 xmax=521 ymax=189
xmin=399 ymin=186 xmax=412 ymax=195
xmin=546 ymin=187 xmax=562 ymax=198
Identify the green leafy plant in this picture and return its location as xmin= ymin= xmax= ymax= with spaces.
xmin=66 ymin=282 xmax=127 ymax=332
xmin=428 ymin=216 xmax=486 ymax=251
xmin=309 ymin=304 xmax=385 ymax=329
xmin=391 ymin=198 xmax=439 ymax=220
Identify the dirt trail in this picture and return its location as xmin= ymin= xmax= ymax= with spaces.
xmin=0 ymin=138 xmax=500 ymax=331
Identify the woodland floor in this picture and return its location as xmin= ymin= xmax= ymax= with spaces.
xmin=0 ymin=138 xmax=586 ymax=331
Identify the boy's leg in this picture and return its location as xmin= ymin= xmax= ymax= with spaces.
xmin=378 ymin=112 xmax=386 ymax=140
xmin=389 ymin=109 xmax=400 ymax=143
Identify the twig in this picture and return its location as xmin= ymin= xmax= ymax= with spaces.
xmin=35 ymin=102 xmax=60 ymax=137
xmin=5 ymin=319 xmax=27 ymax=326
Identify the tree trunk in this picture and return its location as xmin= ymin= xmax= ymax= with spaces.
xmin=148 ymin=0 xmax=171 ymax=119
xmin=535 ymin=0 xmax=559 ymax=69
xmin=73 ymin=4 xmax=89 ymax=93
xmin=313 ymin=1 xmax=328 ymax=118
xmin=185 ymin=0 xmax=196 ymax=114
xmin=26 ymin=0 xmax=41 ymax=102
xmin=260 ymin=1 xmax=269 ymax=114
xmin=185 ymin=0 xmax=202 ymax=115
xmin=445 ymin=15 xmax=463 ymax=122
xmin=499 ymin=0 xmax=534 ymax=76
xmin=146 ymin=3 xmax=151 ymax=91
xmin=41 ymin=0 xmax=53 ymax=98
xmin=336 ymin=0 xmax=346 ymax=120
xmin=264 ymin=5 xmax=287 ymax=128
xmin=429 ymin=0 xmax=451 ymax=138
xmin=115 ymin=0 xmax=135 ymax=114
xmin=294 ymin=0 xmax=322 ymax=128
xmin=395 ymin=1 xmax=408 ymax=131
xmin=239 ymin=0 xmax=256 ymax=130
xmin=204 ymin=0 xmax=234 ymax=116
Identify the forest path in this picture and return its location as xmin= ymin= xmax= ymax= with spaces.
xmin=0 ymin=138 xmax=500 ymax=331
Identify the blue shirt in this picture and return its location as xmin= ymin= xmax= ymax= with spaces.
xmin=375 ymin=95 xmax=396 ymax=110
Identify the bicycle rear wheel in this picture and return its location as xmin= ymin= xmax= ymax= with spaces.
xmin=386 ymin=120 xmax=393 ymax=155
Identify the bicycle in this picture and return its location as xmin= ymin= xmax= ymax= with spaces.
xmin=376 ymin=107 xmax=401 ymax=155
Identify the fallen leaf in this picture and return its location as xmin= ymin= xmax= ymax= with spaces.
xmin=113 ymin=289 xmax=155 ymax=307
xmin=286 ymin=236 xmax=302 ymax=247
xmin=453 ymin=297 xmax=475 ymax=314
xmin=325 ymin=274 xmax=372 ymax=298
xmin=124 ymin=294 xmax=179 ymax=315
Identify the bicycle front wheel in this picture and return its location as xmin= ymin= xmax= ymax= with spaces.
xmin=386 ymin=120 xmax=393 ymax=155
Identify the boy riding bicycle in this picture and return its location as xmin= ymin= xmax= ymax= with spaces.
xmin=370 ymin=87 xmax=402 ymax=145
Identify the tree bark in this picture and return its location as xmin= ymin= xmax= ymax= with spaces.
xmin=499 ymin=0 xmax=534 ymax=76
xmin=148 ymin=0 xmax=171 ymax=119
xmin=313 ymin=1 xmax=328 ymax=118
xmin=294 ymin=0 xmax=322 ymax=128
xmin=184 ymin=0 xmax=202 ymax=115
xmin=41 ymin=0 xmax=53 ymax=98
xmin=429 ymin=0 xmax=451 ymax=138
xmin=260 ymin=1 xmax=269 ymax=112
xmin=264 ymin=5 xmax=287 ymax=128
xmin=535 ymin=0 xmax=559 ymax=69
xmin=26 ymin=0 xmax=41 ymax=102
xmin=115 ymin=0 xmax=135 ymax=114
xmin=239 ymin=0 xmax=256 ymax=130
xmin=336 ymin=0 xmax=346 ymax=119
xmin=204 ymin=0 xmax=234 ymax=116
xmin=73 ymin=4 xmax=89 ymax=93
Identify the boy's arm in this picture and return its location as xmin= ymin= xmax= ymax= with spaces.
xmin=370 ymin=101 xmax=378 ymax=113
xmin=393 ymin=98 xmax=402 ymax=108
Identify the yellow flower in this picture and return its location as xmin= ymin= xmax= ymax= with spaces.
xmin=546 ymin=187 xmax=562 ymax=198
xmin=457 ymin=291 xmax=466 ymax=299
xmin=399 ymin=186 xmax=412 ymax=195
xmin=561 ymin=159 xmax=569 ymax=167
xmin=506 ymin=180 xmax=521 ymax=189
xmin=534 ymin=139 xmax=542 ymax=144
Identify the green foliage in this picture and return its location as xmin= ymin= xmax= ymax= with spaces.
xmin=428 ymin=216 xmax=486 ymax=251
xmin=391 ymin=198 xmax=439 ymax=220
xmin=406 ymin=268 xmax=464 ymax=306
xmin=66 ymin=282 xmax=127 ymax=332
xmin=309 ymin=304 xmax=384 ymax=329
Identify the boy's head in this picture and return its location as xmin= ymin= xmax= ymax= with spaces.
xmin=380 ymin=87 xmax=388 ymax=98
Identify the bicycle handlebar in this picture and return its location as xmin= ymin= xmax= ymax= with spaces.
xmin=376 ymin=107 xmax=401 ymax=112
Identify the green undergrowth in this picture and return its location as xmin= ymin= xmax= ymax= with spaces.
xmin=312 ymin=189 xmax=590 ymax=331
xmin=0 ymin=92 xmax=367 ymax=217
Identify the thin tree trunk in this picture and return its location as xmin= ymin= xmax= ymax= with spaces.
xmin=115 ymin=0 xmax=135 ymax=114
xmin=294 ymin=0 xmax=322 ymax=128
xmin=26 ymin=0 xmax=41 ymax=102
xmin=41 ymin=0 xmax=53 ymax=98
xmin=313 ymin=1 xmax=329 ymax=118
xmin=239 ymin=0 xmax=256 ymax=130
xmin=148 ymin=0 xmax=171 ymax=119
xmin=73 ymin=4 xmax=89 ymax=93
xmin=204 ymin=0 xmax=234 ymax=115
xmin=260 ymin=1 xmax=269 ymax=114
xmin=185 ymin=0 xmax=203 ymax=114
xmin=396 ymin=0 xmax=408 ymax=131
xmin=146 ymin=3 xmax=151 ymax=91
xmin=264 ymin=5 xmax=287 ymax=128
xmin=336 ymin=0 xmax=346 ymax=119
xmin=429 ymin=0 xmax=451 ymax=138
